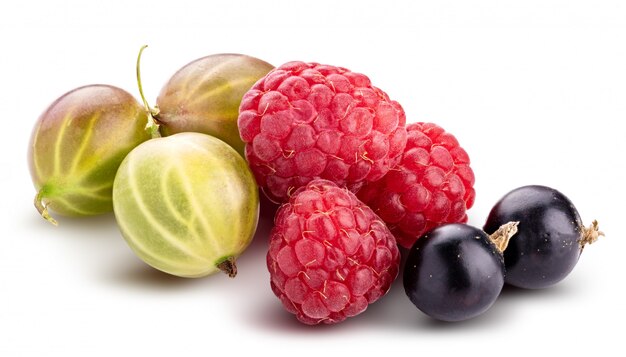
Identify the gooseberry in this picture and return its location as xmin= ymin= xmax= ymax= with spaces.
xmin=112 ymin=132 xmax=259 ymax=278
xmin=28 ymin=84 xmax=151 ymax=225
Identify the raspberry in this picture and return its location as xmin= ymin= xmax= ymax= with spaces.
xmin=357 ymin=122 xmax=476 ymax=249
xmin=267 ymin=179 xmax=400 ymax=325
xmin=238 ymin=61 xmax=407 ymax=203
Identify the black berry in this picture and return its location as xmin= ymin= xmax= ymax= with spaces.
xmin=484 ymin=185 xmax=602 ymax=289
xmin=403 ymin=222 xmax=518 ymax=322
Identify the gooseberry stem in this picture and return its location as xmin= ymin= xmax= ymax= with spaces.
xmin=34 ymin=189 xmax=58 ymax=226
xmin=136 ymin=45 xmax=161 ymax=139
xmin=217 ymin=256 xmax=238 ymax=278
xmin=489 ymin=221 xmax=519 ymax=254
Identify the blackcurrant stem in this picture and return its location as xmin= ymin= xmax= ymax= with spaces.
xmin=136 ymin=45 xmax=161 ymax=139
xmin=581 ymin=220 xmax=603 ymax=247
xmin=489 ymin=221 xmax=519 ymax=254
xmin=34 ymin=189 xmax=58 ymax=226
xmin=216 ymin=256 xmax=237 ymax=278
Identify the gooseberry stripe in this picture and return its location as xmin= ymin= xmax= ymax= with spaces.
xmin=125 ymin=156 xmax=211 ymax=263
xmin=68 ymin=112 xmax=101 ymax=176
xmin=160 ymin=164 xmax=222 ymax=255
xmin=76 ymin=181 xmax=113 ymax=194
xmin=116 ymin=214 xmax=208 ymax=276
xmin=190 ymin=77 xmax=263 ymax=105
xmin=115 ymin=177 xmax=203 ymax=275
xmin=50 ymin=196 xmax=104 ymax=216
xmin=160 ymin=168 xmax=195 ymax=229
xmin=72 ymin=189 xmax=111 ymax=201
xmin=48 ymin=197 xmax=90 ymax=216
xmin=177 ymin=139 xmax=255 ymax=252
xmin=52 ymin=110 xmax=74 ymax=176
xmin=171 ymin=161 xmax=222 ymax=254
xmin=75 ymin=156 xmax=125 ymax=187
xmin=43 ymin=184 xmax=113 ymax=216
xmin=70 ymin=187 xmax=112 ymax=201
xmin=117 ymin=209 xmax=202 ymax=275
xmin=182 ymin=57 xmax=241 ymax=96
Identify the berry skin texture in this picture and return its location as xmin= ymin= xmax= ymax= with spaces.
xmin=403 ymin=223 xmax=510 ymax=322
xmin=238 ymin=61 xmax=408 ymax=203
xmin=267 ymin=179 xmax=400 ymax=325
xmin=357 ymin=122 xmax=476 ymax=249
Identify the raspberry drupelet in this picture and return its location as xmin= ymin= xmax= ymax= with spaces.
xmin=358 ymin=122 xmax=476 ymax=249
xmin=267 ymin=179 xmax=400 ymax=325
xmin=238 ymin=61 xmax=407 ymax=203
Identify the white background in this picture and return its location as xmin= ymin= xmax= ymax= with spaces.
xmin=1 ymin=1 xmax=625 ymax=356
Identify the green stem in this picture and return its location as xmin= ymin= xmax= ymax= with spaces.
xmin=34 ymin=189 xmax=58 ymax=226
xmin=136 ymin=45 xmax=161 ymax=138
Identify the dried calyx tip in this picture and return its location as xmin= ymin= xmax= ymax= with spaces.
xmin=489 ymin=221 xmax=519 ymax=254
xmin=34 ymin=190 xmax=58 ymax=226
xmin=217 ymin=256 xmax=238 ymax=278
xmin=581 ymin=220 xmax=603 ymax=247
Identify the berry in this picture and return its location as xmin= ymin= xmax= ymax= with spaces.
xmin=267 ymin=179 xmax=400 ymax=325
xmin=28 ymin=84 xmax=151 ymax=225
xmin=357 ymin=122 xmax=475 ymax=248
xmin=238 ymin=61 xmax=407 ymax=203
xmin=155 ymin=53 xmax=274 ymax=156
xmin=403 ymin=222 xmax=518 ymax=322
xmin=112 ymin=133 xmax=259 ymax=278
xmin=484 ymin=185 xmax=603 ymax=289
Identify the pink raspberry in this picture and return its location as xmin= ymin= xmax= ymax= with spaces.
xmin=267 ymin=179 xmax=400 ymax=325
xmin=357 ymin=122 xmax=476 ymax=249
xmin=238 ymin=61 xmax=407 ymax=203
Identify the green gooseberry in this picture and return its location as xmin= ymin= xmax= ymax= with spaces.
xmin=28 ymin=84 xmax=152 ymax=225
xmin=112 ymin=132 xmax=259 ymax=278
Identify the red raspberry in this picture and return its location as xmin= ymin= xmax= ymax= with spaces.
xmin=357 ymin=122 xmax=476 ymax=249
xmin=267 ymin=179 xmax=400 ymax=325
xmin=238 ymin=61 xmax=407 ymax=203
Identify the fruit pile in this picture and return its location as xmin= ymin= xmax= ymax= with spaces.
xmin=28 ymin=47 xmax=603 ymax=325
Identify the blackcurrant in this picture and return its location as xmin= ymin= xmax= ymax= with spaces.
xmin=403 ymin=222 xmax=518 ymax=322
xmin=483 ymin=185 xmax=602 ymax=289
